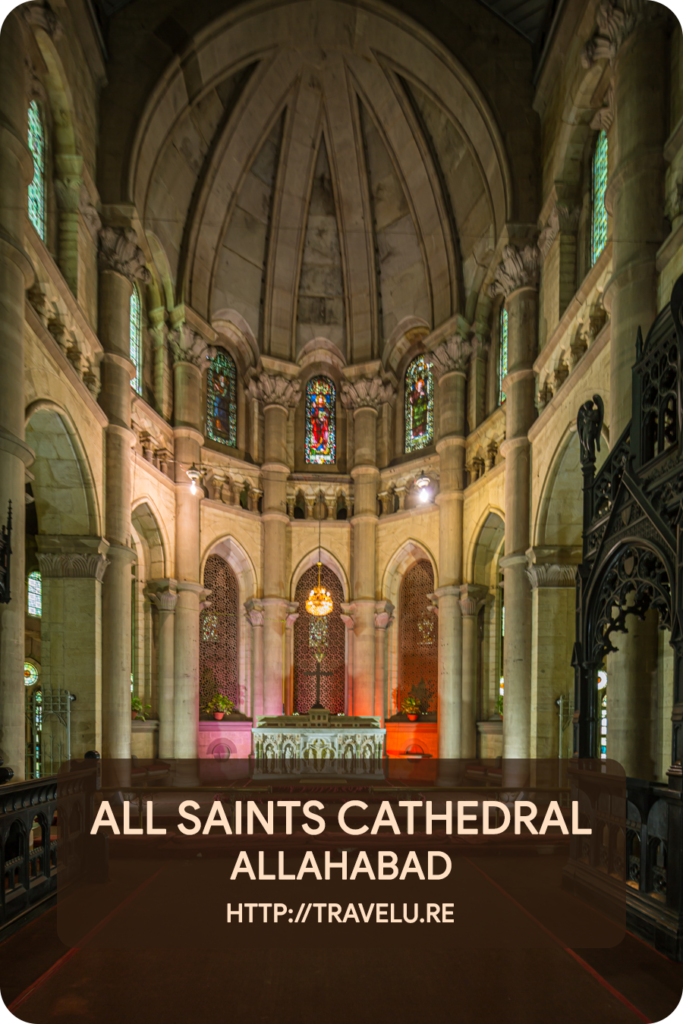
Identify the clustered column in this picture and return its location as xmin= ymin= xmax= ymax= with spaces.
xmin=430 ymin=335 xmax=471 ymax=759
xmin=341 ymin=377 xmax=392 ymax=717
xmin=146 ymin=579 xmax=178 ymax=759
xmin=169 ymin=324 xmax=211 ymax=759
xmin=248 ymin=373 xmax=301 ymax=716
xmin=98 ymin=226 xmax=151 ymax=762
xmin=583 ymin=1 xmax=669 ymax=778
xmin=490 ymin=243 xmax=539 ymax=760
xmin=0 ymin=11 xmax=36 ymax=778
xmin=459 ymin=584 xmax=487 ymax=759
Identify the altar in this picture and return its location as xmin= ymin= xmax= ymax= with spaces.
xmin=252 ymin=708 xmax=386 ymax=779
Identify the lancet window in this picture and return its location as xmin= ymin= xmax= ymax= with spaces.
xmin=404 ymin=355 xmax=434 ymax=453
xmin=499 ymin=306 xmax=508 ymax=406
xmin=28 ymin=100 xmax=46 ymax=240
xmin=130 ymin=285 xmax=143 ymax=395
xmin=305 ymin=376 xmax=336 ymax=465
xmin=591 ymin=130 xmax=608 ymax=266
xmin=207 ymin=350 xmax=237 ymax=448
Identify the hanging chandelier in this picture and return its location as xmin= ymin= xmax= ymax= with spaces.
xmin=305 ymin=490 xmax=333 ymax=617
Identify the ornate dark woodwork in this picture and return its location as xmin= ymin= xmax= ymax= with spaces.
xmin=0 ymin=501 xmax=12 ymax=605
xmin=570 ymin=274 xmax=683 ymax=957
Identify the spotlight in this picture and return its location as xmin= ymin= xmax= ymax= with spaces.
xmin=186 ymin=462 xmax=202 ymax=495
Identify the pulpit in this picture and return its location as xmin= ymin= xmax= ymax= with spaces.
xmin=252 ymin=708 xmax=386 ymax=779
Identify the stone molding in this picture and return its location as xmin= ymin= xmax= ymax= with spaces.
xmin=168 ymin=324 xmax=211 ymax=368
xmin=146 ymin=579 xmax=179 ymax=612
xmin=470 ymin=333 xmax=491 ymax=362
xmin=340 ymin=375 xmax=394 ymax=411
xmin=37 ymin=551 xmax=109 ymax=582
xmin=429 ymin=334 xmax=472 ymax=379
xmin=245 ymin=599 xmax=265 ymax=628
xmin=248 ymin=372 xmax=301 ymax=410
xmin=525 ymin=563 xmax=577 ymax=589
xmin=79 ymin=186 xmax=102 ymax=243
xmin=538 ymin=204 xmax=582 ymax=260
xmin=98 ymin=227 xmax=151 ymax=284
xmin=459 ymin=584 xmax=488 ymax=617
xmin=581 ymin=0 xmax=645 ymax=68
xmin=489 ymin=243 xmax=541 ymax=298
xmin=22 ymin=1 xmax=63 ymax=38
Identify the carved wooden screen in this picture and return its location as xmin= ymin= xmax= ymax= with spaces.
xmin=399 ymin=559 xmax=438 ymax=713
xmin=293 ymin=564 xmax=345 ymax=713
xmin=200 ymin=554 xmax=239 ymax=711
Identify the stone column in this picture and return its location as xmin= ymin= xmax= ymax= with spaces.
xmin=246 ymin=600 xmax=265 ymax=718
xmin=148 ymin=305 xmax=167 ymax=419
xmin=467 ymin=329 xmax=490 ymax=432
xmin=36 ymin=539 xmax=109 ymax=758
xmin=459 ymin=584 xmax=487 ymax=760
xmin=0 ymin=11 xmax=35 ymax=778
xmin=341 ymin=375 xmax=393 ymax=716
xmin=430 ymin=335 xmax=471 ymax=758
xmin=285 ymin=608 xmax=299 ymax=715
xmin=54 ymin=155 xmax=83 ymax=298
xmin=490 ymin=243 xmax=540 ymax=760
xmin=248 ymin=373 xmax=301 ymax=716
xmin=582 ymin=2 xmax=669 ymax=440
xmin=98 ymin=226 xmax=151 ymax=761
xmin=525 ymin=562 xmax=577 ymax=759
xmin=146 ymin=579 xmax=178 ymax=759
xmin=374 ymin=602 xmax=394 ymax=721
xmin=168 ymin=324 xmax=211 ymax=758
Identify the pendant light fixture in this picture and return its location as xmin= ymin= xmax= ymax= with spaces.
xmin=305 ymin=490 xmax=333 ymax=617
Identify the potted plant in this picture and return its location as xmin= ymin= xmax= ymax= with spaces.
xmin=494 ymin=693 xmax=504 ymax=719
xmin=131 ymin=696 xmax=151 ymax=721
xmin=402 ymin=696 xmax=422 ymax=722
xmin=203 ymin=694 xmax=235 ymax=720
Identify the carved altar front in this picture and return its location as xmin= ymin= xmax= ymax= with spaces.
xmin=252 ymin=709 xmax=386 ymax=778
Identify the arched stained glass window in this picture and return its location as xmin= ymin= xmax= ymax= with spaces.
xmin=28 ymin=100 xmax=46 ymax=239
xmin=24 ymin=662 xmax=39 ymax=687
xmin=27 ymin=571 xmax=42 ymax=617
xmin=398 ymin=560 xmax=438 ymax=715
xmin=130 ymin=285 xmax=142 ymax=395
xmin=499 ymin=306 xmax=508 ymax=405
xmin=591 ymin=130 xmax=608 ymax=266
xmin=305 ymin=376 xmax=336 ymax=464
xmin=404 ymin=355 xmax=433 ymax=453
xmin=207 ymin=350 xmax=237 ymax=447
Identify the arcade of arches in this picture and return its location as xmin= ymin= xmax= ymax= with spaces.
xmin=1 ymin=0 xmax=681 ymax=782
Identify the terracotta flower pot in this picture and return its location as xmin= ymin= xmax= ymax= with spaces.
xmin=407 ymin=713 xmax=419 ymax=722
xmin=132 ymin=711 xmax=138 ymax=720
xmin=213 ymin=712 xmax=225 ymax=720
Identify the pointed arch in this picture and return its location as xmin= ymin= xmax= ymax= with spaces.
xmin=381 ymin=538 xmax=438 ymax=609
xmin=131 ymin=499 xmax=169 ymax=580
xmin=290 ymin=547 xmax=350 ymax=602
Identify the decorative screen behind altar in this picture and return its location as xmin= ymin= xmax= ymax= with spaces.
xmin=293 ymin=564 xmax=345 ymax=713
xmin=200 ymin=554 xmax=239 ymax=711
xmin=398 ymin=559 xmax=438 ymax=714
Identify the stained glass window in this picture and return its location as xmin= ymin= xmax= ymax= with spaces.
xmin=27 ymin=571 xmax=42 ymax=617
xmin=28 ymin=100 xmax=45 ymax=239
xmin=130 ymin=285 xmax=142 ymax=395
xmin=404 ymin=355 xmax=433 ymax=453
xmin=207 ymin=350 xmax=237 ymax=448
xmin=591 ymin=130 xmax=608 ymax=266
xmin=24 ymin=662 xmax=39 ymax=686
xmin=499 ymin=306 xmax=508 ymax=405
xmin=305 ymin=376 xmax=336 ymax=464
xmin=398 ymin=560 xmax=438 ymax=714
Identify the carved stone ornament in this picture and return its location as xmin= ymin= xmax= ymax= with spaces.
xmin=577 ymin=393 xmax=605 ymax=467
xmin=525 ymin=563 xmax=577 ymax=589
xmin=22 ymin=1 xmax=63 ymax=38
xmin=245 ymin=599 xmax=265 ymax=628
xmin=581 ymin=0 xmax=646 ymax=68
xmin=146 ymin=585 xmax=178 ymax=613
xmin=168 ymin=324 xmax=211 ymax=368
xmin=79 ymin=186 xmax=102 ymax=243
xmin=489 ymin=243 xmax=541 ymax=298
xmin=248 ymin=373 xmax=301 ymax=409
xmin=374 ymin=601 xmax=394 ymax=630
xmin=538 ymin=204 xmax=582 ymax=260
xmin=36 ymin=552 xmax=109 ymax=582
xmin=98 ymin=226 xmax=151 ymax=284
xmin=340 ymin=375 xmax=394 ymax=411
xmin=428 ymin=333 xmax=473 ymax=379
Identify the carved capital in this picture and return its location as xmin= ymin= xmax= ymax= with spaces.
xmin=22 ymin=2 xmax=63 ymax=38
xmin=146 ymin=579 xmax=178 ymax=612
xmin=168 ymin=324 xmax=211 ymax=368
xmin=459 ymin=584 xmax=488 ymax=617
xmin=37 ymin=551 xmax=109 ymax=582
xmin=489 ymin=244 xmax=541 ymax=298
xmin=525 ymin=563 xmax=577 ymax=589
xmin=374 ymin=600 xmax=394 ymax=630
xmin=245 ymin=599 xmax=265 ymax=628
xmin=54 ymin=176 xmax=82 ymax=214
xmin=99 ymin=227 xmax=151 ymax=284
xmin=429 ymin=333 xmax=472 ymax=379
xmin=581 ymin=0 xmax=663 ymax=68
xmin=248 ymin=373 xmax=301 ymax=410
xmin=340 ymin=376 xmax=393 ymax=411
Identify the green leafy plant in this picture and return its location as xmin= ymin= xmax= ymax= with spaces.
xmin=203 ymin=694 xmax=235 ymax=716
xmin=131 ymin=695 xmax=151 ymax=721
xmin=495 ymin=693 xmax=504 ymax=717
xmin=402 ymin=696 xmax=422 ymax=716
